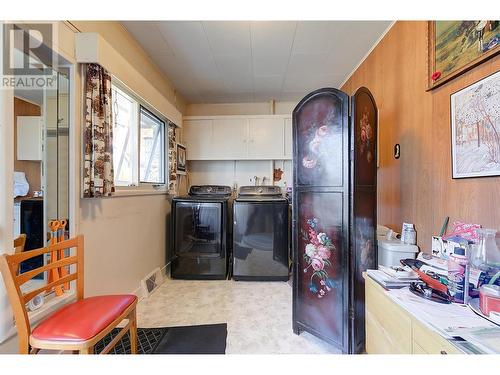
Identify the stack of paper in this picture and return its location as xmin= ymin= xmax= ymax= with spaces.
xmin=366 ymin=269 xmax=421 ymax=289
xmin=379 ymin=265 xmax=418 ymax=279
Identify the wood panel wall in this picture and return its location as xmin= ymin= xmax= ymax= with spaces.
xmin=341 ymin=21 xmax=500 ymax=251
xmin=14 ymin=97 xmax=41 ymax=197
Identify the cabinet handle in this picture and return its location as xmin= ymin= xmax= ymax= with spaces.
xmin=440 ymin=350 xmax=447 ymax=355
xmin=250 ymin=139 xmax=254 ymax=143
xmin=243 ymin=139 xmax=247 ymax=143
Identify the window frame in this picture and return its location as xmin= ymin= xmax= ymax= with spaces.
xmin=110 ymin=79 xmax=170 ymax=195
xmin=139 ymin=105 xmax=166 ymax=185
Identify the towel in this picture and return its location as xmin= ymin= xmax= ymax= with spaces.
xmin=13 ymin=171 xmax=29 ymax=198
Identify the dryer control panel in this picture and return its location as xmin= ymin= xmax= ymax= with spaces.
xmin=238 ymin=185 xmax=282 ymax=197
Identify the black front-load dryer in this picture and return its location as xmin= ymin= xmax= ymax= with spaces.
xmin=171 ymin=185 xmax=232 ymax=279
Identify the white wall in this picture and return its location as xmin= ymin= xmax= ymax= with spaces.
xmin=186 ymin=101 xmax=296 ymax=116
xmin=80 ymin=195 xmax=170 ymax=296
xmin=188 ymin=160 xmax=292 ymax=191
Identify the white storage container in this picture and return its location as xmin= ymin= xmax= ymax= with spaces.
xmin=377 ymin=238 xmax=419 ymax=268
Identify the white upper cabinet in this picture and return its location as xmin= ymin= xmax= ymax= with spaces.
xmin=248 ymin=118 xmax=284 ymax=159
xmin=284 ymin=117 xmax=293 ymax=159
xmin=17 ymin=116 xmax=42 ymax=161
xmin=183 ymin=115 xmax=292 ymax=160
xmin=183 ymin=119 xmax=214 ymax=160
xmin=212 ymin=118 xmax=248 ymax=159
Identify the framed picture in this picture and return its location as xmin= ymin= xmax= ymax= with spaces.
xmin=428 ymin=21 xmax=499 ymax=90
xmin=176 ymin=143 xmax=187 ymax=175
xmin=451 ymin=71 xmax=500 ymax=179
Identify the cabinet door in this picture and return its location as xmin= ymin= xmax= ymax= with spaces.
xmin=183 ymin=119 xmax=214 ymax=160
xmin=365 ymin=277 xmax=412 ymax=354
xmin=284 ymin=117 xmax=292 ymax=159
xmin=212 ymin=118 xmax=248 ymax=159
xmin=17 ymin=116 xmax=42 ymax=160
xmin=248 ymin=118 xmax=284 ymax=159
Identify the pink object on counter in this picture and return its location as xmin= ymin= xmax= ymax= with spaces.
xmin=442 ymin=221 xmax=481 ymax=243
xmin=479 ymin=285 xmax=500 ymax=316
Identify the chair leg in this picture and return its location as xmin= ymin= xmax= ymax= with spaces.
xmin=80 ymin=346 xmax=94 ymax=354
xmin=129 ymin=309 xmax=138 ymax=354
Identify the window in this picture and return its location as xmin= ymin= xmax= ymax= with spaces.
xmin=111 ymin=83 xmax=168 ymax=191
xmin=140 ymin=107 xmax=165 ymax=184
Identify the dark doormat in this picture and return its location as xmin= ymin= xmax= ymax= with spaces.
xmin=94 ymin=323 xmax=227 ymax=354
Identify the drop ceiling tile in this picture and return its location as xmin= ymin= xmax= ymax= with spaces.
xmin=251 ymin=21 xmax=296 ymax=76
xmin=283 ymin=73 xmax=343 ymax=92
xmin=278 ymin=92 xmax=307 ymax=102
xmin=286 ymin=53 xmax=332 ymax=78
xmin=122 ymin=21 xmax=173 ymax=56
xmin=292 ymin=21 xmax=336 ymax=54
xmin=214 ymin=55 xmax=253 ymax=92
xmin=202 ymin=21 xmax=251 ymax=56
xmin=253 ymin=75 xmax=284 ymax=92
xmin=157 ymin=21 xmax=212 ymax=60
xmin=199 ymin=91 xmax=254 ymax=103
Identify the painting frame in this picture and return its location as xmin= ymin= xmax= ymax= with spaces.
xmin=427 ymin=21 xmax=500 ymax=90
xmin=176 ymin=143 xmax=187 ymax=175
xmin=450 ymin=70 xmax=500 ymax=179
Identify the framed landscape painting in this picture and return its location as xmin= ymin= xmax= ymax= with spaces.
xmin=451 ymin=71 xmax=500 ymax=178
xmin=428 ymin=21 xmax=499 ymax=90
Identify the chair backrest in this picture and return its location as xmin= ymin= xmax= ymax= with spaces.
xmin=0 ymin=235 xmax=84 ymax=352
xmin=14 ymin=234 xmax=27 ymax=254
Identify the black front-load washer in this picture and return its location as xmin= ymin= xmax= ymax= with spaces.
xmin=171 ymin=185 xmax=232 ymax=279
xmin=232 ymin=186 xmax=289 ymax=281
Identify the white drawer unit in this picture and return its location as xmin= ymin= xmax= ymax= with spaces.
xmin=183 ymin=115 xmax=292 ymax=161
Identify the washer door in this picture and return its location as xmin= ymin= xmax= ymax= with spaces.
xmin=174 ymin=201 xmax=223 ymax=258
xmin=233 ymin=201 xmax=289 ymax=277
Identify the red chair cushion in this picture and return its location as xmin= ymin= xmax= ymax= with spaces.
xmin=32 ymin=295 xmax=137 ymax=342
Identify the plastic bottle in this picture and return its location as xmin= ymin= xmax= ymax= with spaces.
xmin=403 ymin=224 xmax=416 ymax=245
xmin=448 ymin=247 xmax=469 ymax=304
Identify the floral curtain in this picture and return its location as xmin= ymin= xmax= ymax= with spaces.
xmin=168 ymin=122 xmax=177 ymax=193
xmin=83 ymin=63 xmax=115 ymax=198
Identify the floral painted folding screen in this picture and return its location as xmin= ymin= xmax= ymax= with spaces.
xmin=292 ymin=87 xmax=378 ymax=354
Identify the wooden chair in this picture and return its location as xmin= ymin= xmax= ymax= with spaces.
xmin=0 ymin=235 xmax=138 ymax=354
xmin=13 ymin=234 xmax=27 ymax=275
xmin=14 ymin=234 xmax=27 ymax=254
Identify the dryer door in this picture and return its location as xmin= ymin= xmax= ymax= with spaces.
xmin=174 ymin=201 xmax=224 ymax=258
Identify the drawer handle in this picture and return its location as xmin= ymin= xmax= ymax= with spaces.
xmin=440 ymin=350 xmax=447 ymax=355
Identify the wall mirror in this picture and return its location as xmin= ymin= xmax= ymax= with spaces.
xmin=13 ymin=49 xmax=72 ymax=296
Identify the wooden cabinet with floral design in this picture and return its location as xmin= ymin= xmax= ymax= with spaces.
xmin=292 ymin=87 xmax=378 ymax=354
